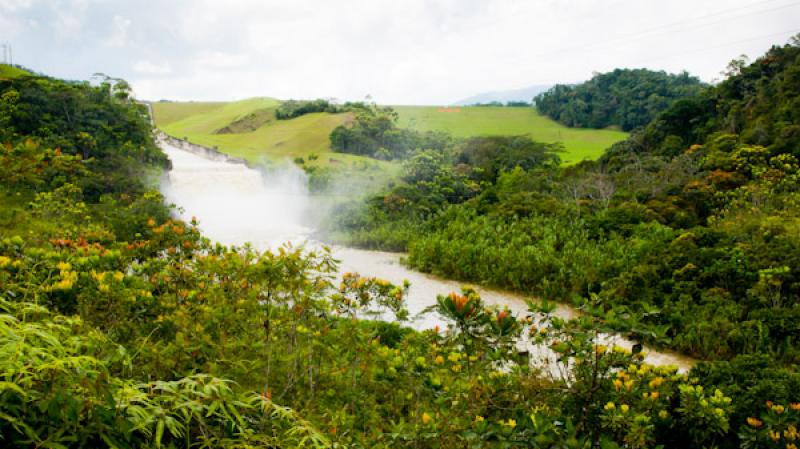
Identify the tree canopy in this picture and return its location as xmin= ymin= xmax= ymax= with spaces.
xmin=534 ymin=68 xmax=705 ymax=131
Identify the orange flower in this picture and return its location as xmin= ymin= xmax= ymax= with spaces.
xmin=791 ymin=403 xmax=800 ymax=411
xmin=746 ymin=417 xmax=762 ymax=428
xmin=496 ymin=310 xmax=509 ymax=324
xmin=450 ymin=292 xmax=469 ymax=312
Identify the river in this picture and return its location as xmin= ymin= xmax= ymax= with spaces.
xmin=158 ymin=139 xmax=695 ymax=372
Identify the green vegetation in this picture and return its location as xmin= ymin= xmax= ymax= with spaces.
xmin=0 ymin=64 xmax=31 ymax=80
xmin=152 ymin=98 xmax=399 ymax=193
xmin=330 ymin=102 xmax=452 ymax=161
xmin=331 ymin=39 xmax=800 ymax=448
xmin=2 ymin=69 xmax=775 ymax=449
xmin=394 ymin=105 xmax=628 ymax=163
xmin=274 ymin=98 xmax=370 ymax=120
xmin=8 ymin=36 xmax=799 ymax=449
xmin=150 ymin=101 xmax=226 ymax=126
xmin=535 ymin=68 xmax=705 ymax=131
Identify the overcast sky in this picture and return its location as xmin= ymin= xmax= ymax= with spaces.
xmin=2 ymin=0 xmax=798 ymax=104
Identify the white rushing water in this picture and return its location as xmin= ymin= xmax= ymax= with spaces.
xmin=159 ymin=141 xmax=694 ymax=372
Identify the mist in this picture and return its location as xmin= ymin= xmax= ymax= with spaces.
xmin=159 ymin=141 xmax=314 ymax=249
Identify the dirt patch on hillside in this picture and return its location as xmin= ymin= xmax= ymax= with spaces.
xmin=214 ymin=108 xmax=275 ymax=134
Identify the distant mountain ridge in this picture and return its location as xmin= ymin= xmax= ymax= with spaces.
xmin=453 ymin=84 xmax=552 ymax=105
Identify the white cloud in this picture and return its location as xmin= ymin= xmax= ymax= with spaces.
xmin=106 ymin=15 xmax=131 ymax=47
xmin=133 ymin=60 xmax=171 ymax=74
xmin=191 ymin=51 xmax=250 ymax=70
xmin=0 ymin=0 xmax=34 ymax=13
xmin=4 ymin=0 xmax=799 ymax=103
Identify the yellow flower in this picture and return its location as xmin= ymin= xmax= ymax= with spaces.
xmin=774 ymin=405 xmax=786 ymax=414
xmin=422 ymin=412 xmax=432 ymax=425
xmin=613 ymin=379 xmax=623 ymax=391
xmin=649 ymin=377 xmax=665 ymax=389
xmin=620 ymin=404 xmax=630 ymax=414
xmin=475 ymin=415 xmax=484 ymax=423
xmin=770 ymin=430 xmax=781 ymax=442
xmin=57 ymin=261 xmax=71 ymax=271
xmin=786 ymin=443 xmax=797 ymax=449
xmin=658 ymin=410 xmax=669 ymax=419
xmin=604 ymin=402 xmax=616 ymax=411
xmin=435 ymin=355 xmax=445 ymax=365
xmin=650 ymin=391 xmax=660 ymax=400
xmin=53 ymin=278 xmax=74 ymax=290
xmin=0 ymin=256 xmax=11 ymax=268
xmin=503 ymin=419 xmax=516 ymax=428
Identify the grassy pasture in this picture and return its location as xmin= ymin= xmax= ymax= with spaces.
xmin=394 ymin=105 xmax=628 ymax=163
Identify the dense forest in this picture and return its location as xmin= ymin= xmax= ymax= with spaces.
xmin=534 ymin=68 xmax=705 ymax=131
xmin=331 ymin=39 xmax=800 ymax=447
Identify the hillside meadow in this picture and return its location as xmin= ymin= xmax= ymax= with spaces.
xmin=153 ymin=100 xmax=628 ymax=168
xmin=394 ymin=105 xmax=628 ymax=163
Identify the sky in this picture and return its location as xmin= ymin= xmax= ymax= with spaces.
xmin=1 ymin=0 xmax=798 ymax=104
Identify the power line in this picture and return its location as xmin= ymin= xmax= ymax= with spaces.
xmin=586 ymin=0 xmax=800 ymax=49
xmin=630 ymin=27 xmax=800 ymax=66
xmin=524 ymin=0 xmax=800 ymax=61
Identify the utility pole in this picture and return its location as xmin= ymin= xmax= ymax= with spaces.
xmin=0 ymin=43 xmax=12 ymax=65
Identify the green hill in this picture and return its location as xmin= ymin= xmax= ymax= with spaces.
xmin=153 ymin=98 xmax=374 ymax=166
xmin=152 ymin=99 xmax=401 ymax=194
xmin=0 ymin=64 xmax=31 ymax=80
xmin=154 ymin=101 xmax=628 ymax=167
xmin=394 ymin=105 xmax=628 ymax=163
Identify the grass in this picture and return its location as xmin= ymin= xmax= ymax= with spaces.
xmin=394 ymin=106 xmax=628 ymax=163
xmin=0 ymin=64 xmax=32 ymax=80
xmin=150 ymin=101 xmax=227 ymax=127
xmin=153 ymin=98 xmax=374 ymax=166
xmin=152 ymin=100 xmax=628 ymax=195
xmin=152 ymin=99 xmax=401 ymax=193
